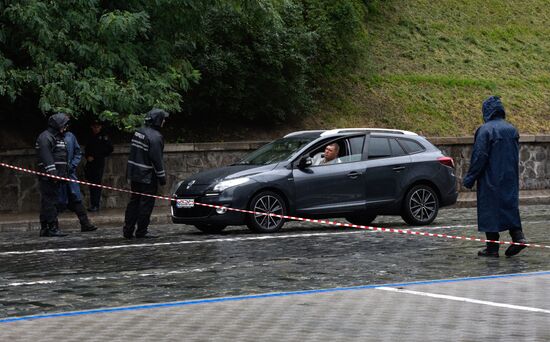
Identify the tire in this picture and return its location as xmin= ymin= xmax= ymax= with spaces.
xmin=246 ymin=191 xmax=287 ymax=233
xmin=194 ymin=224 xmax=227 ymax=234
xmin=401 ymin=184 xmax=439 ymax=226
xmin=346 ymin=213 xmax=377 ymax=226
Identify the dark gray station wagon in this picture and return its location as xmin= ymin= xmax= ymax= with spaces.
xmin=172 ymin=128 xmax=458 ymax=233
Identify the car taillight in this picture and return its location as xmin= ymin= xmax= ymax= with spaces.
xmin=438 ymin=156 xmax=455 ymax=168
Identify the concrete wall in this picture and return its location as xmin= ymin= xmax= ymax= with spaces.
xmin=1 ymin=136 xmax=548 ymax=213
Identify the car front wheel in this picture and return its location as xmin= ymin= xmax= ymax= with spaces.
xmin=246 ymin=191 xmax=287 ymax=233
xmin=401 ymin=185 xmax=439 ymax=226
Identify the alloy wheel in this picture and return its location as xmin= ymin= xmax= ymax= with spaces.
xmin=247 ymin=191 xmax=287 ymax=233
xmin=409 ymin=188 xmax=437 ymax=222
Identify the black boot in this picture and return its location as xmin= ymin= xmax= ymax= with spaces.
xmin=81 ymin=221 xmax=98 ymax=232
xmin=44 ymin=221 xmax=68 ymax=237
xmin=75 ymin=202 xmax=98 ymax=232
xmin=478 ymin=232 xmax=499 ymax=257
xmin=79 ymin=216 xmax=98 ymax=232
xmin=123 ymin=226 xmax=135 ymax=239
xmin=505 ymin=229 xmax=527 ymax=257
xmin=39 ymin=221 xmax=49 ymax=237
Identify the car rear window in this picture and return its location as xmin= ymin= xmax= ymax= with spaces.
xmin=367 ymin=137 xmax=391 ymax=159
xmin=390 ymin=138 xmax=406 ymax=156
xmin=398 ymin=139 xmax=425 ymax=154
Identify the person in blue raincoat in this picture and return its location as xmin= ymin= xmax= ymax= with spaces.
xmin=58 ymin=130 xmax=98 ymax=232
xmin=463 ymin=96 xmax=527 ymax=257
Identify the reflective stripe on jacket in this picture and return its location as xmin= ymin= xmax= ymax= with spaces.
xmin=126 ymin=126 xmax=166 ymax=184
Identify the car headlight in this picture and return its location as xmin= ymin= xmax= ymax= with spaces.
xmin=213 ymin=177 xmax=250 ymax=192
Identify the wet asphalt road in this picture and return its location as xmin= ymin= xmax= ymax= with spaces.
xmin=1 ymin=205 xmax=549 ymax=319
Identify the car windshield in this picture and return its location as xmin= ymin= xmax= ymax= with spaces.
xmin=236 ymin=137 xmax=315 ymax=165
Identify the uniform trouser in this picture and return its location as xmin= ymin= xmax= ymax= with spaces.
xmin=85 ymin=163 xmax=104 ymax=208
xmin=39 ymin=178 xmax=60 ymax=224
xmin=485 ymin=232 xmax=501 ymax=252
xmin=124 ymin=181 xmax=158 ymax=236
xmin=63 ymin=185 xmax=90 ymax=226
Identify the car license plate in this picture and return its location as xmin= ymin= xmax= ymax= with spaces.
xmin=176 ymin=199 xmax=194 ymax=208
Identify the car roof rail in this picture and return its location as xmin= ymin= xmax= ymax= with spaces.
xmin=320 ymin=128 xmax=418 ymax=136
xmin=284 ymin=130 xmax=325 ymax=138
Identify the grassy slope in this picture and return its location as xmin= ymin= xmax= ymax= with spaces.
xmin=307 ymin=0 xmax=550 ymax=136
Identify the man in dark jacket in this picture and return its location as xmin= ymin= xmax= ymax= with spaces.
xmin=58 ymin=130 xmax=98 ymax=232
xmin=463 ymin=96 xmax=526 ymax=257
xmin=84 ymin=120 xmax=113 ymax=212
xmin=35 ymin=113 xmax=70 ymax=237
xmin=123 ymin=108 xmax=169 ymax=239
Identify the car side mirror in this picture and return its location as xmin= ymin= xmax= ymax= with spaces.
xmin=298 ymin=156 xmax=313 ymax=169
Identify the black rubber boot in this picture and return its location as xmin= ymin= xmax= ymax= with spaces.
xmin=45 ymin=221 xmax=68 ymax=237
xmin=81 ymin=221 xmax=98 ymax=232
xmin=123 ymin=226 xmax=134 ymax=239
xmin=478 ymin=232 xmax=500 ymax=257
xmin=39 ymin=221 xmax=49 ymax=237
xmin=505 ymin=229 xmax=527 ymax=257
xmin=74 ymin=202 xmax=98 ymax=232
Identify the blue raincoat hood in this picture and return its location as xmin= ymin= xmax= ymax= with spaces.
xmin=482 ymin=96 xmax=506 ymax=122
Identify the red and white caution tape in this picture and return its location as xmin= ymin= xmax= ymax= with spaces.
xmin=1 ymin=162 xmax=548 ymax=250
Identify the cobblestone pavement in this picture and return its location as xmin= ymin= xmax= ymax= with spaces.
xmin=0 ymin=205 xmax=549 ymax=340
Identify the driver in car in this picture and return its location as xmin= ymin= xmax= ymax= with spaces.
xmin=314 ymin=143 xmax=341 ymax=165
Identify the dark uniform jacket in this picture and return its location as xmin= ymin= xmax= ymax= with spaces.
xmin=85 ymin=131 xmax=113 ymax=166
xmin=463 ymin=96 xmax=521 ymax=232
xmin=35 ymin=114 xmax=69 ymax=178
xmin=126 ymin=109 xmax=168 ymax=185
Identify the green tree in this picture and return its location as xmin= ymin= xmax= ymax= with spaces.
xmin=183 ymin=0 xmax=367 ymax=124
xmin=0 ymin=0 xmax=203 ymax=130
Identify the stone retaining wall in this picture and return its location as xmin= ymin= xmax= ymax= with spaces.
xmin=1 ymin=136 xmax=548 ymax=213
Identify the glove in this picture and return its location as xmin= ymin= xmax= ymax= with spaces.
xmin=46 ymin=169 xmax=59 ymax=183
xmin=462 ymin=177 xmax=474 ymax=190
xmin=159 ymin=177 xmax=167 ymax=186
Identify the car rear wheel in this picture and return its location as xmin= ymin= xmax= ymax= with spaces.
xmin=194 ymin=224 xmax=227 ymax=234
xmin=346 ymin=213 xmax=377 ymax=226
xmin=401 ymin=185 xmax=439 ymax=226
xmin=246 ymin=191 xmax=287 ymax=233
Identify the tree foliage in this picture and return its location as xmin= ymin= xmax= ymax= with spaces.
xmin=185 ymin=0 xmax=367 ymax=123
xmin=0 ymin=0 xmax=367 ymax=133
xmin=0 ymin=0 xmax=204 ymax=129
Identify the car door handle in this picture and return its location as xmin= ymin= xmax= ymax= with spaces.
xmin=347 ymin=171 xmax=361 ymax=179
xmin=392 ymin=166 xmax=406 ymax=171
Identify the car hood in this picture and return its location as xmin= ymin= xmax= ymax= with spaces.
xmin=185 ymin=164 xmax=278 ymax=185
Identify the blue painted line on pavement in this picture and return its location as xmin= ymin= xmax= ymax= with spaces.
xmin=2 ymin=270 xmax=549 ymax=324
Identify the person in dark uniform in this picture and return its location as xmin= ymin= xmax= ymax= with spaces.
xmin=463 ymin=96 xmax=527 ymax=257
xmin=123 ymin=108 xmax=169 ymax=239
xmin=84 ymin=121 xmax=113 ymax=212
xmin=35 ymin=113 xmax=70 ymax=237
xmin=58 ymin=130 xmax=98 ymax=232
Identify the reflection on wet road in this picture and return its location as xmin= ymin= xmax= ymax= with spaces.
xmin=1 ymin=205 xmax=549 ymax=318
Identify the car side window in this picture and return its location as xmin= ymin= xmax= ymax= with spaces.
xmin=390 ymin=138 xmax=406 ymax=157
xmin=398 ymin=138 xmax=425 ymax=154
xmin=308 ymin=136 xmax=365 ymax=166
xmin=339 ymin=136 xmax=365 ymax=163
xmin=367 ymin=137 xmax=391 ymax=159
